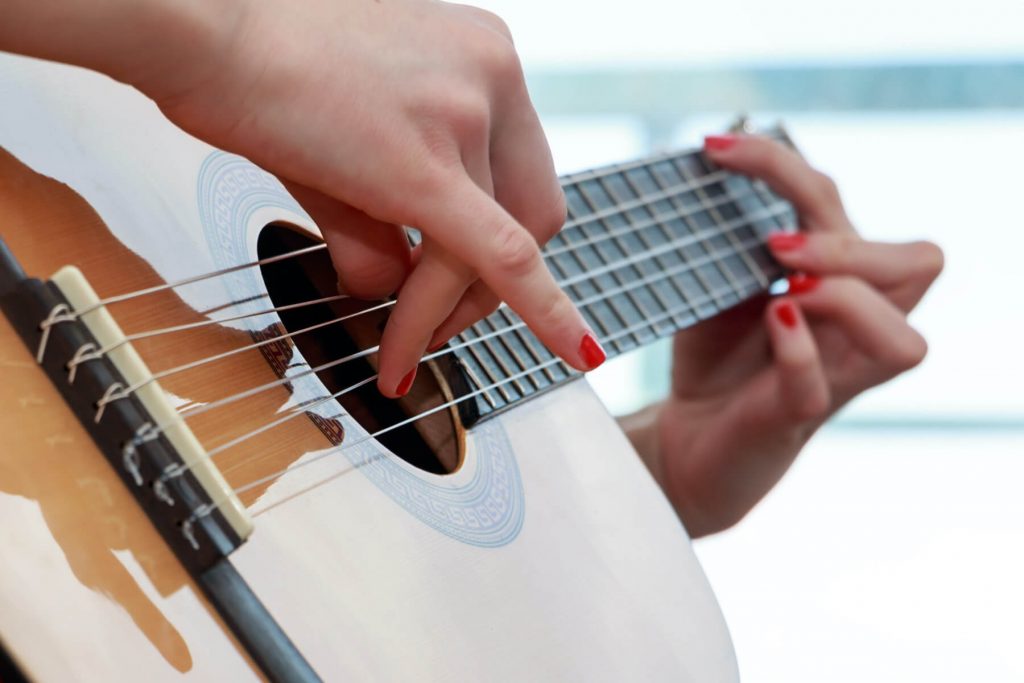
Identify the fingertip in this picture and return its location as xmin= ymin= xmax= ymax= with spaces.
xmin=704 ymin=134 xmax=740 ymax=153
xmin=578 ymin=331 xmax=606 ymax=371
xmin=771 ymin=298 xmax=800 ymax=330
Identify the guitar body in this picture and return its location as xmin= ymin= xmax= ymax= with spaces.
xmin=0 ymin=55 xmax=737 ymax=681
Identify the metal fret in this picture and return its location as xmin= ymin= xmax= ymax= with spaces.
xmin=459 ymin=324 xmax=515 ymax=405
xmin=633 ymin=160 xmax=726 ymax=318
xmin=651 ymin=157 xmax=741 ymax=307
xmin=476 ymin=314 xmax=539 ymax=395
xmin=685 ymin=155 xmax=768 ymax=292
xmin=570 ymin=180 xmax=658 ymax=350
xmin=497 ymin=307 xmax=562 ymax=387
xmin=548 ymin=191 xmax=622 ymax=349
xmin=609 ymin=168 xmax=701 ymax=332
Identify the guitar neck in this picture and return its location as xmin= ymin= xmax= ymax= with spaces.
xmin=451 ymin=140 xmax=797 ymax=423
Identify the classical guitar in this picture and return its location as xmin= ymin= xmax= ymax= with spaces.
xmin=0 ymin=54 xmax=795 ymax=682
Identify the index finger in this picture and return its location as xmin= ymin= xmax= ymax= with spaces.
xmin=704 ymin=134 xmax=854 ymax=233
xmin=412 ymin=173 xmax=605 ymax=373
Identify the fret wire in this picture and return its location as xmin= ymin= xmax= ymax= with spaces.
xmin=543 ymin=184 xmax=750 ymax=259
xmin=571 ymin=181 xmax=656 ymax=349
xmin=549 ymin=201 xmax=789 ymax=296
xmin=620 ymin=164 xmax=726 ymax=314
xmin=476 ymin=316 xmax=536 ymax=395
xmin=655 ymin=158 xmax=745 ymax=303
xmin=497 ymin=307 xmax=560 ymax=387
xmin=459 ymin=326 xmax=515 ymax=405
xmin=597 ymin=170 xmax=693 ymax=335
xmin=614 ymin=165 xmax=712 ymax=325
xmin=559 ymin=166 xmax=731 ymax=233
xmin=691 ymin=158 xmax=768 ymax=289
xmin=751 ymin=178 xmax=792 ymax=231
xmin=559 ymin=146 xmax=716 ymax=190
xmin=454 ymin=352 xmax=499 ymax=410
xmin=547 ymin=196 xmax=620 ymax=348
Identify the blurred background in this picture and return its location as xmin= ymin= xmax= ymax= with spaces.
xmin=474 ymin=1 xmax=1024 ymax=680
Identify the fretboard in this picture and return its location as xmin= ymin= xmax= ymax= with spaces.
xmin=450 ymin=140 xmax=796 ymax=423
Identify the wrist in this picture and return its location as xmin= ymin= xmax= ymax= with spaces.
xmin=114 ymin=0 xmax=255 ymax=102
xmin=0 ymin=0 xmax=252 ymax=103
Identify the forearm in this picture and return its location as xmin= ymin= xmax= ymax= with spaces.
xmin=619 ymin=401 xmax=667 ymax=493
xmin=0 ymin=0 xmax=245 ymax=95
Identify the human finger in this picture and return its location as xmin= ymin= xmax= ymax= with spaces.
xmin=427 ymin=280 xmax=501 ymax=351
xmin=377 ymin=246 xmax=474 ymax=396
xmin=410 ymin=173 xmax=604 ymax=373
xmin=426 ymin=107 xmax=565 ymax=349
xmin=788 ymin=274 xmax=929 ymax=378
xmin=767 ymin=232 xmax=944 ymax=311
xmin=764 ymin=298 xmax=831 ymax=422
xmin=489 ymin=102 xmax=566 ymax=244
xmin=286 ymin=182 xmax=412 ymax=299
xmin=704 ymin=134 xmax=852 ymax=233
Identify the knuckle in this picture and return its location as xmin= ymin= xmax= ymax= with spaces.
xmin=533 ymin=292 xmax=568 ymax=329
xmin=422 ymin=90 xmax=490 ymax=145
xmin=471 ymin=27 xmax=522 ymax=81
xmin=817 ymin=232 xmax=853 ymax=270
xmin=793 ymin=384 xmax=831 ymax=421
xmin=913 ymin=240 xmax=945 ymax=282
xmin=888 ymin=329 xmax=929 ymax=370
xmin=472 ymin=8 xmax=514 ymax=39
xmin=492 ymin=222 xmax=541 ymax=277
xmin=813 ymin=171 xmax=843 ymax=206
xmin=338 ymin=258 xmax=407 ymax=299
xmin=536 ymin=189 xmax=568 ymax=241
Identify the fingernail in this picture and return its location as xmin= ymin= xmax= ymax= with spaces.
xmin=767 ymin=232 xmax=807 ymax=252
xmin=396 ymin=368 xmax=417 ymax=397
xmin=426 ymin=340 xmax=445 ymax=354
xmin=787 ymin=273 xmax=820 ymax=295
xmin=704 ymin=134 xmax=738 ymax=151
xmin=775 ymin=301 xmax=798 ymax=329
xmin=578 ymin=332 xmax=606 ymax=370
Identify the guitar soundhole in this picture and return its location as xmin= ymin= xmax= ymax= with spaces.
xmin=256 ymin=224 xmax=465 ymax=475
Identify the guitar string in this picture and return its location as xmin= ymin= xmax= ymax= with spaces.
xmin=51 ymin=160 xmax=734 ymax=323
xmin=189 ymin=272 xmax=759 ymax=528
xmin=79 ymin=188 xmax=786 ymax=404
xmin=193 ymin=228 xmax=771 ymax=466
xmin=116 ymin=199 xmax=788 ymax=428
xmin=157 ymin=223 xmax=777 ymax=486
xmin=65 ymin=293 xmax=350 ymax=372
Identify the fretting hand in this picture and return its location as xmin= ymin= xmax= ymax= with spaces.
xmin=621 ymin=134 xmax=944 ymax=538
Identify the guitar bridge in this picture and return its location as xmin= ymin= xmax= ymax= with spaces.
xmin=0 ymin=238 xmax=251 ymax=573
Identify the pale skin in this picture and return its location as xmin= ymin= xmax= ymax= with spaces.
xmin=0 ymin=2 xmax=942 ymax=536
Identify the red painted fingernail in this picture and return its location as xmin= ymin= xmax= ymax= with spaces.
xmin=704 ymin=134 xmax=738 ymax=151
xmin=578 ymin=332 xmax=606 ymax=370
xmin=787 ymin=273 xmax=820 ymax=295
xmin=396 ymin=368 xmax=417 ymax=397
xmin=426 ymin=340 xmax=446 ymax=353
xmin=775 ymin=301 xmax=798 ymax=329
xmin=767 ymin=232 xmax=807 ymax=251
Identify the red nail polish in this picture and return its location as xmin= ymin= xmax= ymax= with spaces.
xmin=767 ymin=232 xmax=807 ymax=251
xmin=775 ymin=301 xmax=798 ymax=329
xmin=704 ymin=134 xmax=738 ymax=151
xmin=426 ymin=340 xmax=445 ymax=353
xmin=396 ymin=368 xmax=417 ymax=397
xmin=579 ymin=332 xmax=606 ymax=370
xmin=787 ymin=273 xmax=820 ymax=295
